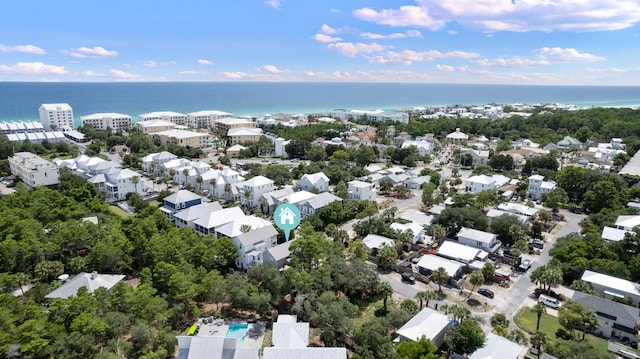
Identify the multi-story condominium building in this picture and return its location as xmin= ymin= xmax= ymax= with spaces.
xmin=212 ymin=117 xmax=256 ymax=133
xmin=328 ymin=109 xmax=409 ymax=124
xmin=39 ymin=103 xmax=74 ymax=131
xmin=138 ymin=111 xmax=187 ymax=126
xmin=136 ymin=120 xmax=177 ymax=135
xmin=187 ymin=110 xmax=233 ymax=129
xmin=9 ymin=152 xmax=60 ymax=188
xmin=80 ymin=113 xmax=132 ymax=132
xmin=150 ymin=129 xmax=208 ymax=148
xmin=227 ymin=127 xmax=263 ymax=145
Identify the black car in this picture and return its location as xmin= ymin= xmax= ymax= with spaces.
xmin=401 ymin=272 xmax=416 ymax=284
xmin=478 ymin=288 xmax=494 ymax=299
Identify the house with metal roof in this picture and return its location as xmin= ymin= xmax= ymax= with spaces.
xmin=45 ymin=271 xmax=126 ymax=300
xmin=363 ymin=234 xmax=395 ymax=256
xmin=468 ymin=333 xmax=523 ymax=359
xmin=299 ymin=172 xmax=330 ymax=193
xmin=264 ymin=240 xmax=294 ymax=270
xmin=263 ymin=315 xmax=346 ymax=359
xmin=437 ymin=241 xmax=487 ymax=264
xmin=174 ymin=202 xmax=223 ymax=229
xmin=572 ymin=291 xmax=639 ymax=347
xmin=396 ymin=308 xmax=451 ymax=346
xmin=299 ymin=192 xmax=342 ymax=218
xmin=581 ymin=270 xmax=640 ymax=306
xmin=160 ymin=190 xmax=203 ymax=222
xmin=457 ymin=227 xmax=501 ymax=252
xmin=233 ymin=226 xmax=278 ymax=269
xmin=416 ymin=255 xmax=465 ymax=279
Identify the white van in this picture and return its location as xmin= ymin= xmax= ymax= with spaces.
xmin=538 ymin=294 xmax=561 ymax=308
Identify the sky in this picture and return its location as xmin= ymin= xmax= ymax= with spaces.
xmin=1 ymin=0 xmax=640 ymax=85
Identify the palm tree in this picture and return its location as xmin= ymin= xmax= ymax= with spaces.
xmin=243 ymin=189 xmax=251 ymax=207
xmin=431 ymin=267 xmax=450 ymax=293
xmin=378 ymin=281 xmax=394 ymax=314
xmin=209 ymin=178 xmax=217 ymax=194
xmin=182 ymin=168 xmax=189 ymax=184
xmin=531 ymin=303 xmax=547 ymax=331
xmin=14 ymin=272 xmax=29 ymax=296
xmin=530 ymin=331 xmax=548 ymax=358
xmin=468 ymin=271 xmax=485 ymax=298
xmin=415 ymin=290 xmax=437 ymax=310
xmin=196 ymin=175 xmax=203 ymax=191
xmin=224 ymin=183 xmax=232 ymax=201
xmin=132 ymin=175 xmax=139 ymax=194
xmin=169 ymin=169 xmax=176 ymax=183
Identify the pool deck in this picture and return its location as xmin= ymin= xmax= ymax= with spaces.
xmin=195 ymin=318 xmax=265 ymax=349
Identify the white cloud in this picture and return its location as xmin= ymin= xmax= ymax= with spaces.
xmin=109 ymin=69 xmax=141 ymax=79
xmin=535 ymin=47 xmax=605 ymax=62
xmin=198 ymin=59 xmax=214 ymax=65
xmin=353 ymin=5 xmax=446 ymax=30
xmin=313 ymin=34 xmax=342 ymax=43
xmin=179 ymin=70 xmax=209 ymax=75
xmin=354 ymin=0 xmax=640 ymax=32
xmin=360 ymin=30 xmax=422 ymax=40
xmin=0 ymin=62 xmax=67 ymax=75
xmin=222 ymin=71 xmax=249 ymax=79
xmin=63 ymin=46 xmax=118 ymax=58
xmin=477 ymin=47 xmax=605 ymax=68
xmin=264 ymin=0 xmax=282 ymax=9
xmin=261 ymin=65 xmax=288 ymax=74
xmin=327 ymin=42 xmax=388 ymax=57
xmin=321 ymin=24 xmax=338 ymax=35
xmin=367 ymin=49 xmax=480 ymax=65
xmin=144 ymin=61 xmax=157 ymax=68
xmin=80 ymin=70 xmax=106 ymax=77
xmin=474 ymin=57 xmax=550 ymax=67
xmin=436 ymin=64 xmax=455 ymax=72
xmin=0 ymin=44 xmax=46 ymax=54
xmin=447 ymin=30 xmax=458 ymax=35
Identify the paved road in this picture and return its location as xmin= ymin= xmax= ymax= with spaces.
xmin=483 ymin=209 xmax=584 ymax=324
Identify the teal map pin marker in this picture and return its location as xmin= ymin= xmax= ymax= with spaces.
xmin=274 ymin=203 xmax=301 ymax=242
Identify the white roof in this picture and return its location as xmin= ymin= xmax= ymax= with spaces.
xmin=174 ymin=202 xmax=223 ymax=223
xmin=348 ymin=180 xmax=373 ymax=188
xmin=193 ymin=206 xmax=244 ymax=229
xmin=391 ymin=222 xmax=423 ymax=237
xmin=466 ymin=175 xmax=495 ymax=185
xmin=397 ymin=308 xmax=450 ymax=342
xmin=582 ymin=270 xmax=640 ymax=298
xmin=303 ymin=192 xmax=341 ymax=210
xmin=416 ymin=255 xmax=464 ymax=276
xmin=80 ymin=112 xmax=131 ymax=120
xmin=529 ymin=174 xmax=545 ymax=181
xmin=300 ymin=172 xmax=329 ymax=185
xmin=243 ymin=175 xmax=274 ymax=187
xmin=217 ymin=216 xmax=271 ymax=238
xmin=615 ymin=215 xmax=640 ymax=230
xmin=45 ymin=272 xmax=125 ymax=299
xmin=40 ymin=103 xmax=72 ymax=111
xmin=227 ymin=144 xmax=247 ymax=151
xmin=137 ymin=119 xmax=177 ymax=127
xmin=486 ymin=209 xmax=528 ymax=224
xmin=227 ymin=127 xmax=263 ymax=136
xmin=497 ymin=203 xmax=539 ymax=217
xmin=602 ymin=226 xmax=632 ymax=242
xmin=267 ymin=240 xmax=294 ymax=262
xmin=188 ymin=110 xmax=233 ymax=117
xmin=280 ymin=191 xmax=316 ymax=206
xmin=139 ymin=111 xmax=186 ymax=118
xmin=469 ymin=333 xmax=523 ymax=359
xmin=215 ymin=117 xmax=254 ymax=125
xmin=151 ymin=129 xmax=207 ymax=139
xmin=363 ymin=234 xmax=395 ymax=250
xmin=263 ymin=348 xmax=346 ymax=359
xmin=446 ymin=128 xmax=469 ymax=140
xmin=400 ymin=210 xmax=433 ymax=226
xmin=272 ymin=321 xmax=309 ymax=348
xmin=164 ymin=190 xmax=203 ymax=204
xmin=438 ymin=241 xmax=482 ymax=262
xmin=457 ymin=227 xmax=496 ymax=244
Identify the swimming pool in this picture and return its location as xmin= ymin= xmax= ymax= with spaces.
xmin=226 ymin=323 xmax=248 ymax=346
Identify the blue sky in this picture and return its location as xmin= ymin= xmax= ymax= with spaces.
xmin=1 ymin=0 xmax=639 ymax=85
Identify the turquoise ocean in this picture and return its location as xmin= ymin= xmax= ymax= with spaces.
xmin=0 ymin=82 xmax=639 ymax=126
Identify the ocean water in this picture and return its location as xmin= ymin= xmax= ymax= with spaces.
xmin=0 ymin=82 xmax=639 ymax=124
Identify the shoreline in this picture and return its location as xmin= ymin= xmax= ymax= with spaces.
xmin=1 ymin=102 xmax=639 ymax=125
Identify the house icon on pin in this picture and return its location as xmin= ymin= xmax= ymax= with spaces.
xmin=278 ymin=207 xmax=296 ymax=225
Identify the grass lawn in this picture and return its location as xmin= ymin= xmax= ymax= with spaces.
xmin=109 ymin=205 xmax=135 ymax=218
xmin=514 ymin=306 xmax=613 ymax=356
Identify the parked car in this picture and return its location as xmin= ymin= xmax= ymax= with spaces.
xmin=519 ymin=259 xmax=532 ymax=271
xmin=529 ymin=238 xmax=544 ymax=249
xmin=478 ymin=288 xmax=494 ymax=299
xmin=261 ymin=158 xmax=269 ymax=163
xmin=401 ymin=272 xmax=416 ymax=284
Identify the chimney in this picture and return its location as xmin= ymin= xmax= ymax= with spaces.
xmin=90 ymin=271 xmax=98 ymax=280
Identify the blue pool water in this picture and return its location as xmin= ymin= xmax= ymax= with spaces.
xmin=226 ymin=323 xmax=248 ymax=346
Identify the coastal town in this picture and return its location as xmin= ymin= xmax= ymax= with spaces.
xmin=2 ymin=102 xmax=640 ymax=359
